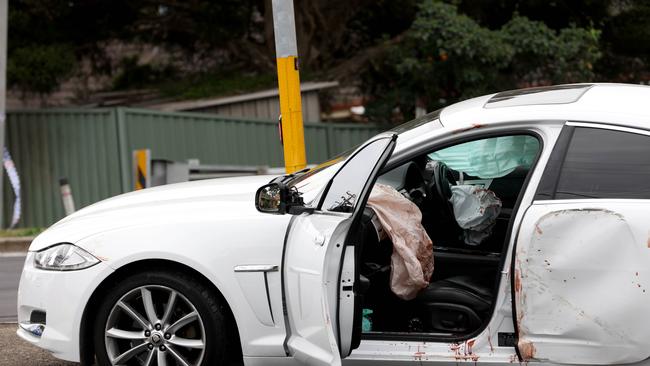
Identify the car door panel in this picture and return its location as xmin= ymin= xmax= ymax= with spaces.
xmin=284 ymin=213 xmax=351 ymax=366
xmin=283 ymin=135 xmax=397 ymax=365
xmin=515 ymin=201 xmax=650 ymax=364
xmin=337 ymin=243 xmax=356 ymax=354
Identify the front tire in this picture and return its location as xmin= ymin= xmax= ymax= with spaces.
xmin=93 ymin=270 xmax=228 ymax=366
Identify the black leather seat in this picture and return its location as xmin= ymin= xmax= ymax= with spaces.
xmin=358 ymin=198 xmax=495 ymax=334
xmin=416 ymin=275 xmax=493 ymax=333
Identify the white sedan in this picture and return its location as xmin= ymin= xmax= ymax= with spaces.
xmin=17 ymin=83 xmax=650 ymax=366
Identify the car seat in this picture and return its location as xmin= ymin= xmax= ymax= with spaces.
xmin=415 ymin=275 xmax=493 ymax=333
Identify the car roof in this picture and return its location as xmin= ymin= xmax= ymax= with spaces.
xmin=439 ymin=83 xmax=650 ymax=131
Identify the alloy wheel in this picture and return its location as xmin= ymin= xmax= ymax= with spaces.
xmin=104 ymin=285 xmax=206 ymax=366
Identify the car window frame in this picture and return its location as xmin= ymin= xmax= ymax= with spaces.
xmin=361 ymin=126 xmax=546 ymax=344
xmin=316 ymin=134 xmax=397 ymax=213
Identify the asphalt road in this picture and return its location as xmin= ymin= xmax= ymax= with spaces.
xmin=0 ymin=255 xmax=25 ymax=323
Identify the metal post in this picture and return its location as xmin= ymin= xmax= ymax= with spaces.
xmin=0 ymin=0 xmax=7 ymax=227
xmin=271 ymin=0 xmax=307 ymax=174
xmin=59 ymin=178 xmax=76 ymax=216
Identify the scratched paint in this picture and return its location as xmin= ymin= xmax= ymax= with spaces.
xmin=513 ymin=268 xmax=522 ymax=294
xmin=515 ymin=204 xmax=650 ymax=365
xmin=518 ymin=339 xmax=536 ymax=360
xmin=446 ymin=340 xmax=481 ymax=362
xmin=349 ymin=327 xmax=518 ymax=363
xmin=486 ymin=327 xmax=495 ymax=353
xmin=452 ymin=123 xmax=484 ymax=134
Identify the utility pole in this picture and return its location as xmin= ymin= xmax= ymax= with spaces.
xmin=271 ymin=0 xmax=307 ymax=174
xmin=0 ymin=0 xmax=7 ymax=227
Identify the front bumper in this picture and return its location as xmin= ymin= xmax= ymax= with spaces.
xmin=16 ymin=252 xmax=114 ymax=362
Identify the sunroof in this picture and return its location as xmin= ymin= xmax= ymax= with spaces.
xmin=484 ymin=84 xmax=594 ymax=109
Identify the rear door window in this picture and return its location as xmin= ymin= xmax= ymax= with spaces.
xmin=554 ymin=127 xmax=650 ymax=199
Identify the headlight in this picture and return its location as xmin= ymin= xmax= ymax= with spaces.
xmin=34 ymin=243 xmax=100 ymax=271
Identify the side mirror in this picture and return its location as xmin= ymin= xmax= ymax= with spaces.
xmin=255 ymin=183 xmax=287 ymax=214
xmin=255 ymin=182 xmax=313 ymax=215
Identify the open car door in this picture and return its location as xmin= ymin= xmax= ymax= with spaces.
xmin=283 ymin=134 xmax=396 ymax=366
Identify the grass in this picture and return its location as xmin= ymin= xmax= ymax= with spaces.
xmin=0 ymin=227 xmax=44 ymax=237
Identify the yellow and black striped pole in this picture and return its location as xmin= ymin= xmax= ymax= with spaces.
xmin=272 ymin=0 xmax=307 ymax=174
xmin=133 ymin=149 xmax=151 ymax=190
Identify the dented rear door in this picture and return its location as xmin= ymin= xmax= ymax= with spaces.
xmin=514 ymin=123 xmax=650 ymax=364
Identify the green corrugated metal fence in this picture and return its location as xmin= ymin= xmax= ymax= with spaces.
xmin=4 ymin=107 xmax=384 ymax=228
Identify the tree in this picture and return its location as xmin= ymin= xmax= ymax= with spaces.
xmin=8 ymin=45 xmax=76 ymax=96
xmin=6 ymin=0 xmax=650 ymax=110
xmin=362 ymin=0 xmax=601 ymax=123
xmin=7 ymin=0 xmax=139 ymax=95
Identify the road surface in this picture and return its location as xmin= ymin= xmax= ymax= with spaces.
xmin=0 ymin=255 xmax=24 ymax=322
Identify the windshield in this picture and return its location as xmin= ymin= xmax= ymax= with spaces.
xmin=287 ymin=147 xmax=354 ymax=204
xmin=390 ymin=108 xmax=441 ymax=133
xmin=286 ymin=111 xmax=444 ymax=204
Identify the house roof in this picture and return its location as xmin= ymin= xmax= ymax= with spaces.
xmin=147 ymin=81 xmax=339 ymax=112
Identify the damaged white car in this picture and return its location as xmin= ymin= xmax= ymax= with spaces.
xmin=17 ymin=83 xmax=650 ymax=366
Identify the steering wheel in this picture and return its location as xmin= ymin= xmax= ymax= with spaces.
xmin=404 ymin=163 xmax=433 ymax=209
xmin=428 ymin=161 xmax=457 ymax=219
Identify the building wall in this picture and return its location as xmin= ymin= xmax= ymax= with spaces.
xmin=3 ymin=107 xmax=384 ymax=227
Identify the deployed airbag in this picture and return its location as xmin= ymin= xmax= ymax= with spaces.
xmin=428 ymin=135 xmax=539 ymax=179
xmin=367 ymin=184 xmax=434 ymax=300
xmin=450 ymin=185 xmax=502 ymax=246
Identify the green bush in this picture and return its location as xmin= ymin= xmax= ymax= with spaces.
xmin=0 ymin=227 xmax=44 ymax=237
xmin=112 ymin=56 xmax=177 ymax=90
xmin=8 ymin=44 xmax=76 ymax=95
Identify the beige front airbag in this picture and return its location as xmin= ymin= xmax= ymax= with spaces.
xmin=367 ymin=184 xmax=434 ymax=300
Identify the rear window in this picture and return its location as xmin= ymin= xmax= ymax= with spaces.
xmin=554 ymin=127 xmax=650 ymax=199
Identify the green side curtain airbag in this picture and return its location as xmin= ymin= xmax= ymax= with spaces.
xmin=428 ymin=135 xmax=539 ymax=179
